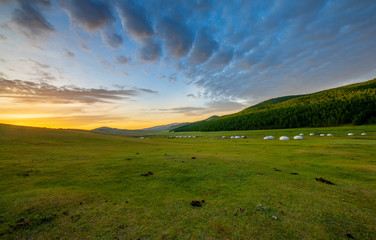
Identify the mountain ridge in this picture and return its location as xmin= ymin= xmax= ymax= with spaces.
xmin=172 ymin=78 xmax=376 ymax=132
xmin=93 ymin=122 xmax=188 ymax=135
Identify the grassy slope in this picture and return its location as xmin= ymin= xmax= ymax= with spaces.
xmin=0 ymin=124 xmax=376 ymax=239
xmin=172 ymin=79 xmax=376 ymax=131
xmin=243 ymin=94 xmax=307 ymax=110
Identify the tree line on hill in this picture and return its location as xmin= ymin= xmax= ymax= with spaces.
xmin=172 ymin=79 xmax=376 ymax=132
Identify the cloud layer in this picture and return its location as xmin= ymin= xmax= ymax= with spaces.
xmin=2 ymin=0 xmax=376 ymax=110
xmin=0 ymin=77 xmax=157 ymax=104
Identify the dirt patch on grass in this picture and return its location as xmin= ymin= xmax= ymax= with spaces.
xmin=17 ymin=170 xmax=40 ymax=177
xmin=141 ymin=171 xmax=153 ymax=177
xmin=290 ymin=172 xmax=299 ymax=175
xmin=190 ymin=200 xmax=205 ymax=207
xmin=234 ymin=208 xmax=245 ymax=216
xmin=315 ymin=177 xmax=334 ymax=185
xmin=345 ymin=233 xmax=354 ymax=239
xmin=273 ymin=168 xmax=282 ymax=172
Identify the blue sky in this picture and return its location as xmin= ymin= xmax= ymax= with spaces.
xmin=0 ymin=0 xmax=375 ymax=129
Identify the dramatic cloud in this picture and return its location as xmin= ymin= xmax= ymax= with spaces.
xmin=59 ymin=0 xmax=115 ymax=31
xmin=117 ymin=0 xmax=154 ymax=39
xmin=177 ymin=0 xmax=376 ymax=102
xmin=157 ymin=17 xmax=194 ymax=58
xmin=0 ymin=77 xmax=158 ymax=104
xmin=115 ymin=55 xmax=130 ymax=65
xmin=1 ymin=0 xmax=376 ymax=128
xmin=11 ymin=0 xmax=54 ymax=38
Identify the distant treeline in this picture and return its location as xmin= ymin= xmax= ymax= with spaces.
xmin=172 ymin=79 xmax=376 ymax=132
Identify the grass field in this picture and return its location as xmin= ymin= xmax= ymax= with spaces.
xmin=0 ymin=124 xmax=375 ymax=239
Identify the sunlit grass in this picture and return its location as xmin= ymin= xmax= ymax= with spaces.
xmin=0 ymin=124 xmax=375 ymax=239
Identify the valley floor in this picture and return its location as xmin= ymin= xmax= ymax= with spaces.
xmin=0 ymin=124 xmax=375 ymax=239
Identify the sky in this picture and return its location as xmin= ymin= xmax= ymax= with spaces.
xmin=0 ymin=0 xmax=376 ymax=130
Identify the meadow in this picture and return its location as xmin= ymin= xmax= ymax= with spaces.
xmin=0 ymin=124 xmax=375 ymax=239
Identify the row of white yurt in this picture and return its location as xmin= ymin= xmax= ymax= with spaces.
xmin=264 ymin=136 xmax=302 ymax=140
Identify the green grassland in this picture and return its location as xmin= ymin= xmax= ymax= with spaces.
xmin=1 ymin=124 xmax=376 ymax=239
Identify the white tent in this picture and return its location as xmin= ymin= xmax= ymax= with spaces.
xmin=327 ymin=134 xmax=333 ymax=137
xmin=235 ymin=136 xmax=240 ymax=139
xmin=361 ymin=133 xmax=367 ymax=136
xmin=231 ymin=136 xmax=235 ymax=139
xmin=309 ymin=133 xmax=314 ymax=136
xmin=299 ymin=133 xmax=304 ymax=136
xmin=264 ymin=136 xmax=274 ymax=140
xmin=320 ymin=134 xmax=325 ymax=136
xmin=348 ymin=133 xmax=354 ymax=136
xmin=279 ymin=136 xmax=289 ymax=140
xmin=294 ymin=136 xmax=303 ymax=140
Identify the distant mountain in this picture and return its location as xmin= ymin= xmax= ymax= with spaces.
xmin=93 ymin=122 xmax=188 ymax=135
xmin=171 ymin=78 xmax=376 ymax=132
xmin=138 ymin=122 xmax=189 ymax=131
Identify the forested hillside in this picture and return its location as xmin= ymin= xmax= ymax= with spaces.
xmin=172 ymin=79 xmax=376 ymax=132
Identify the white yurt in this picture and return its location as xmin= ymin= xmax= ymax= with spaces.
xmin=348 ymin=133 xmax=354 ymax=136
xmin=230 ymin=136 xmax=234 ymax=139
xmin=264 ymin=136 xmax=274 ymax=140
xmin=327 ymin=134 xmax=333 ymax=137
xmin=294 ymin=136 xmax=303 ymax=140
xmin=299 ymin=133 xmax=304 ymax=136
xmin=361 ymin=133 xmax=367 ymax=136
xmin=309 ymin=133 xmax=314 ymax=136
xmin=235 ymin=136 xmax=240 ymax=139
xmin=320 ymin=134 xmax=325 ymax=136
xmin=279 ymin=136 xmax=289 ymax=140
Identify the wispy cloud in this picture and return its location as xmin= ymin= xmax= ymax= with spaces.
xmin=102 ymin=31 xmax=123 ymax=49
xmin=58 ymin=0 xmax=115 ymax=32
xmin=11 ymin=0 xmax=54 ymax=39
xmin=63 ymin=48 xmax=75 ymax=58
xmin=0 ymin=34 xmax=7 ymax=40
xmin=155 ymin=100 xmax=246 ymax=116
xmin=0 ymin=77 xmax=158 ymax=104
xmin=117 ymin=0 xmax=154 ymax=39
xmin=115 ymin=55 xmax=131 ymax=65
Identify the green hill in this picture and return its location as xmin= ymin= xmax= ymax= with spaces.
xmin=172 ymin=78 xmax=376 ymax=132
